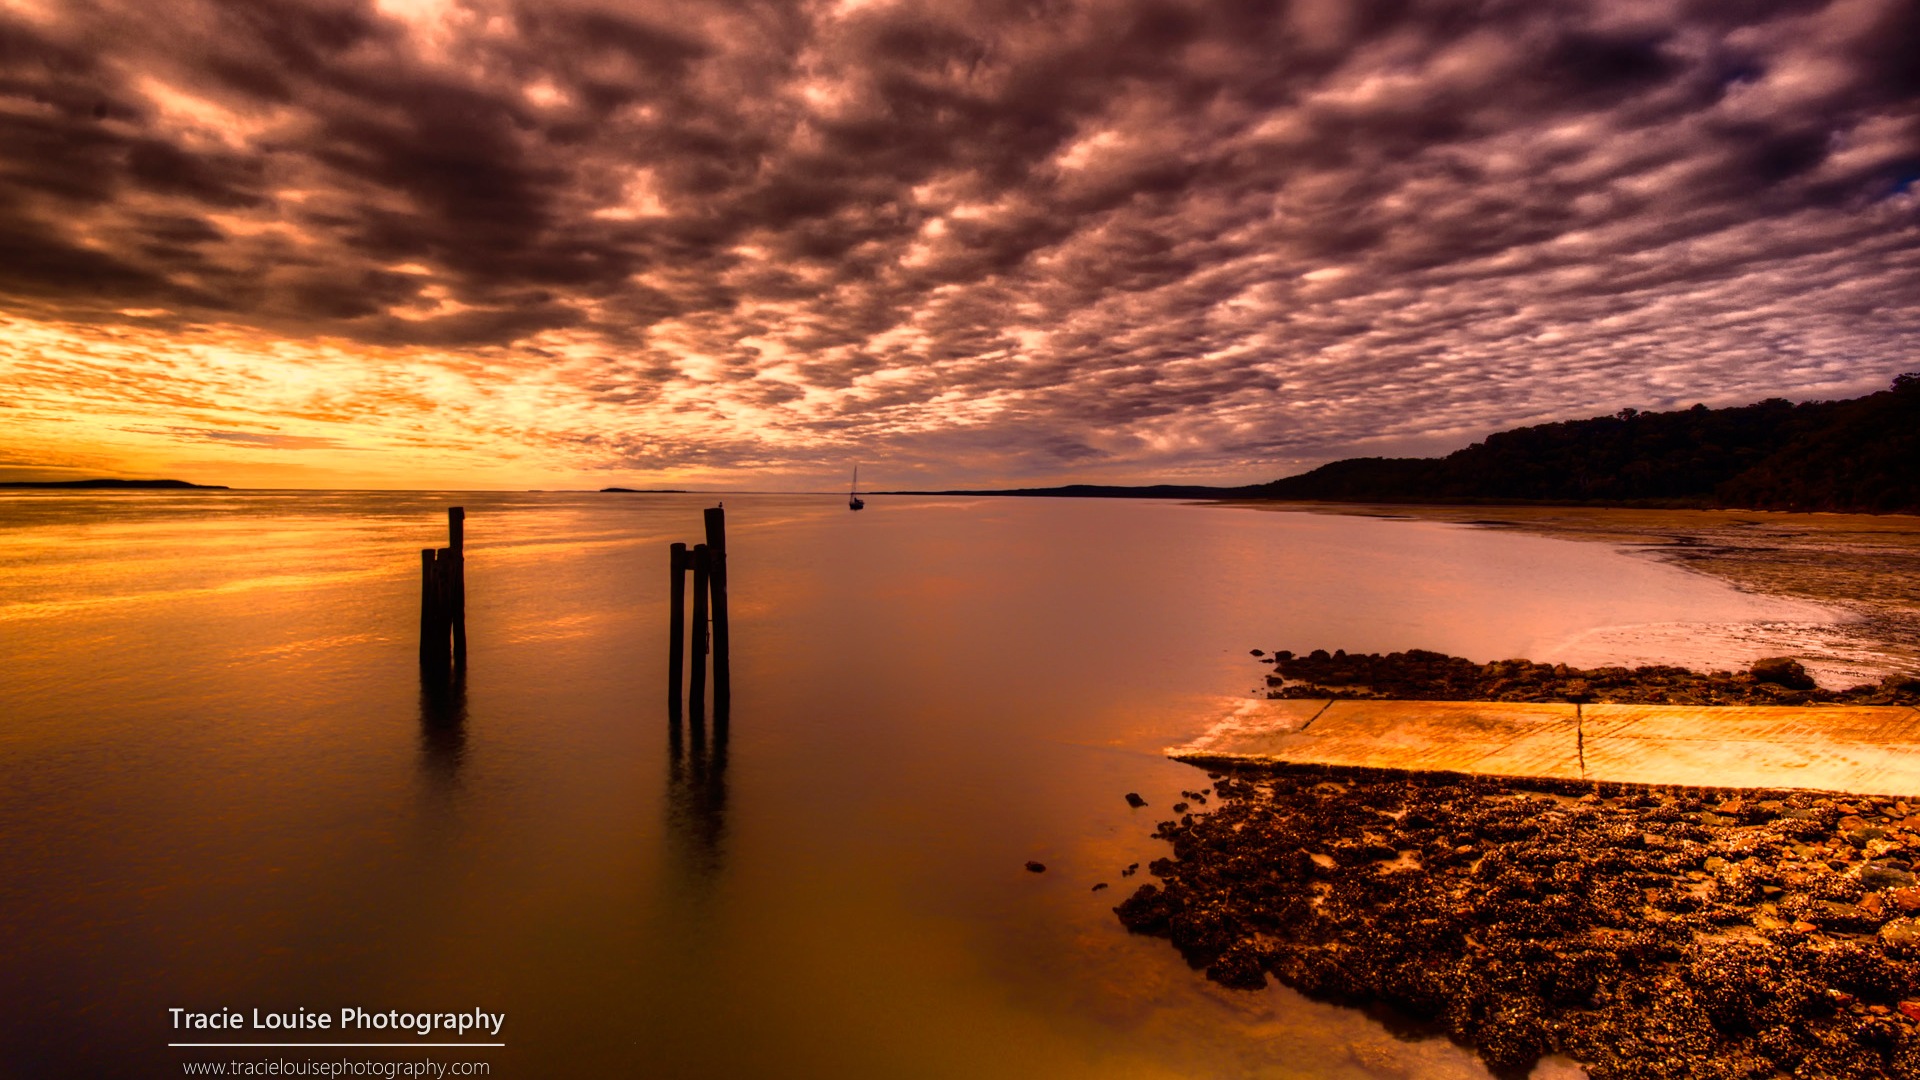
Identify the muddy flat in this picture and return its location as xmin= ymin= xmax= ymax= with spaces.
xmin=1232 ymin=502 xmax=1920 ymax=682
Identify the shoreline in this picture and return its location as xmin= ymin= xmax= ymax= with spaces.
xmin=1113 ymin=506 xmax=1920 ymax=1080
xmin=1233 ymin=501 xmax=1920 ymax=684
xmin=1117 ymin=766 xmax=1920 ymax=1079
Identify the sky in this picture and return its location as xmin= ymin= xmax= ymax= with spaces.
xmin=0 ymin=0 xmax=1916 ymax=490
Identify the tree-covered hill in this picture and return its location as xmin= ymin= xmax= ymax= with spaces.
xmin=1245 ymin=374 xmax=1920 ymax=513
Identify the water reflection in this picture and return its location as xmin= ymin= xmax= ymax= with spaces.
xmin=666 ymin=705 xmax=729 ymax=887
xmin=418 ymin=667 xmax=467 ymax=788
xmin=6 ymin=493 xmax=1866 ymax=1078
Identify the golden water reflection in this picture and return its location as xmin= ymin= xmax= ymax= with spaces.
xmin=0 ymin=491 xmax=1876 ymax=1077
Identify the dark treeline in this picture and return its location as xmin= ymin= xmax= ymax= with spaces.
xmin=914 ymin=375 xmax=1919 ymax=514
xmin=1251 ymin=374 xmax=1918 ymax=512
xmin=0 ymin=478 xmax=227 ymax=489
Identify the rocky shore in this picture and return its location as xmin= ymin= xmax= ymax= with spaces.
xmin=1258 ymin=648 xmax=1920 ymax=706
xmin=1113 ymin=650 xmax=1920 ymax=1077
xmin=1116 ymin=771 xmax=1920 ymax=1079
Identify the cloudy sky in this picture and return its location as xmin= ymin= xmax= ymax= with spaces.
xmin=1 ymin=0 xmax=1916 ymax=489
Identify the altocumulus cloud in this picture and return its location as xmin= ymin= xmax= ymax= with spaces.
xmin=125 ymin=427 xmax=360 ymax=450
xmin=0 ymin=0 xmax=1916 ymax=485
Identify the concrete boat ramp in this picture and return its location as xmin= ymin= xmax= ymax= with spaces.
xmin=1171 ymin=698 xmax=1920 ymax=797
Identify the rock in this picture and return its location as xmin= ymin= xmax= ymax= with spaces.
xmin=1812 ymin=901 xmax=1875 ymax=932
xmin=1889 ymin=887 xmax=1920 ymax=913
xmin=1205 ymin=941 xmax=1268 ymax=990
xmin=1092 ymin=882 xmax=1108 ymax=892
xmin=1750 ymin=656 xmax=1816 ymax=690
xmin=1172 ymin=802 xmax=1189 ymax=813
xmin=1900 ymin=1001 xmax=1920 ymax=1023
xmin=1862 ymin=862 xmax=1918 ymax=889
xmin=1864 ymin=838 xmax=1904 ymax=860
xmin=1250 ymin=649 xmax=1265 ymax=657
xmin=1113 ymin=884 xmax=1171 ymax=931
xmin=1025 ymin=861 xmax=1046 ymax=873
xmin=1878 ymin=917 xmax=1920 ymax=957
xmin=1125 ymin=792 xmax=1147 ymax=808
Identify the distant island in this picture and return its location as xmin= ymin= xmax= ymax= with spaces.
xmin=898 ymin=374 xmax=1920 ymax=514
xmin=0 ymin=478 xmax=229 ymax=489
xmin=600 ymin=487 xmax=689 ymax=493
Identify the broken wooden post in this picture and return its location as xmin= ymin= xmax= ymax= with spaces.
xmin=668 ymin=542 xmax=688 ymax=717
xmin=689 ymin=543 xmax=710 ymax=720
xmin=703 ymin=506 xmax=729 ymax=713
xmin=418 ymin=508 xmax=465 ymax=670
xmin=448 ymin=507 xmax=466 ymax=668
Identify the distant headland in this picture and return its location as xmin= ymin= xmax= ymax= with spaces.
xmin=0 ymin=478 xmax=229 ymax=489
xmin=600 ymin=487 xmax=689 ymax=493
xmin=896 ymin=375 xmax=1920 ymax=515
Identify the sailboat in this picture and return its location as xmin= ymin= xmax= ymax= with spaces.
xmin=848 ymin=466 xmax=865 ymax=511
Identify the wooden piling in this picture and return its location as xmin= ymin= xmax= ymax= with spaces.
xmin=690 ymin=543 xmax=710 ymax=718
xmin=435 ymin=548 xmax=455 ymax=667
xmin=418 ymin=508 xmax=468 ymax=670
xmin=668 ymin=542 xmax=688 ymax=715
xmin=419 ymin=548 xmax=438 ymax=665
xmin=448 ymin=507 xmax=466 ymax=668
xmin=702 ymin=506 xmax=729 ymax=713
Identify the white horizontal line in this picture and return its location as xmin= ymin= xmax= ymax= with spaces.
xmin=169 ymin=1043 xmax=503 ymax=1048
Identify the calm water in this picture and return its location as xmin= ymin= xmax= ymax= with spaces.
xmin=0 ymin=492 xmax=1842 ymax=1078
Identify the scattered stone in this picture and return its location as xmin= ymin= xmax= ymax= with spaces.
xmin=1117 ymin=769 xmax=1920 ymax=1079
xmin=1091 ymin=882 xmax=1108 ymax=892
xmin=1172 ymin=802 xmax=1189 ymax=813
xmin=1024 ymin=861 xmax=1046 ymax=873
xmin=1751 ymin=656 xmax=1816 ymax=690
xmin=1865 ymin=862 xmax=1919 ymax=889
xmin=1881 ymin=918 xmax=1920 ymax=956
xmin=1259 ymin=647 xmax=1919 ymax=705
xmin=1125 ymin=792 xmax=1147 ymax=808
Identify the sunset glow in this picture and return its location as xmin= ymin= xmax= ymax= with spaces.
xmin=3 ymin=0 xmax=1916 ymax=489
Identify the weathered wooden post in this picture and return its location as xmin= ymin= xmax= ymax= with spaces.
xmin=689 ymin=543 xmax=710 ymax=719
xmin=448 ymin=507 xmax=466 ymax=668
xmin=435 ymin=548 xmax=455 ymax=667
xmin=702 ymin=506 xmax=730 ymax=713
xmin=419 ymin=548 xmax=439 ymax=665
xmin=418 ymin=508 xmax=465 ymax=670
xmin=668 ymin=542 xmax=688 ymax=716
